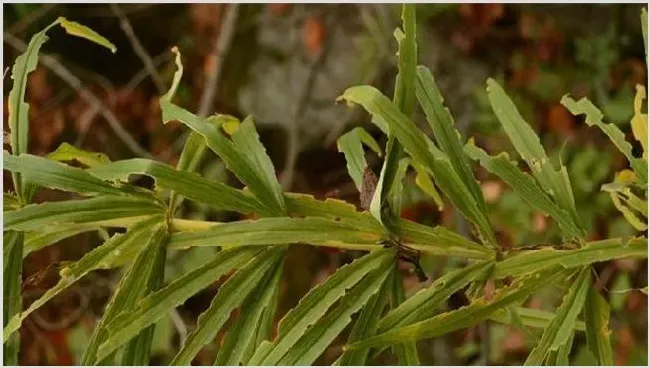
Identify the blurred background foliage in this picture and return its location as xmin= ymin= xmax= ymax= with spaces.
xmin=3 ymin=3 xmax=647 ymax=365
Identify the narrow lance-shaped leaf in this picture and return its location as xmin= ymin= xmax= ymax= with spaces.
xmin=3 ymin=231 xmax=23 ymax=365
xmin=249 ymin=248 xmax=397 ymax=366
xmin=4 ymin=195 xmax=165 ymax=232
xmin=493 ymin=237 xmax=647 ymax=278
xmin=488 ymin=306 xmax=586 ymax=331
xmin=338 ymin=85 xmax=496 ymax=245
xmin=57 ymin=17 xmax=117 ymax=53
xmin=415 ymin=66 xmax=489 ymax=223
xmin=6 ymin=18 xmax=59 ymax=198
xmin=160 ymin=50 xmax=285 ymax=216
xmin=388 ymin=264 xmax=420 ymax=365
xmin=24 ymin=224 xmax=102 ymax=258
xmin=215 ymin=256 xmax=284 ymax=366
xmin=337 ymin=267 xmax=393 ymax=365
xmin=167 ymin=217 xmax=383 ymax=251
xmin=82 ymin=220 xmax=168 ymax=365
xmin=169 ymin=247 xmax=285 ymax=365
xmin=87 ymin=158 xmax=262 ymax=214
xmin=370 ymin=4 xmax=417 ymax=233
xmin=585 ymin=282 xmax=614 ymax=365
xmin=525 ymin=267 xmax=591 ymax=365
xmin=95 ymin=247 xmax=264 ymax=359
xmin=122 ymin=228 xmax=168 ymax=365
xmin=45 ymin=142 xmax=111 ymax=168
xmin=4 ymin=153 xmax=126 ymax=197
xmin=379 ymin=260 xmax=494 ymax=333
xmin=487 ymin=79 xmax=580 ymax=228
xmin=7 ymin=17 xmax=115 ymax=198
xmin=167 ymin=216 xmax=492 ymax=260
xmin=346 ymin=266 xmax=569 ymax=350
xmin=553 ymin=330 xmax=576 ymax=366
xmin=464 ymin=142 xmax=584 ymax=239
xmin=337 ymin=127 xmax=382 ymax=191
xmin=278 ymin=259 xmax=394 ymax=366
xmin=2 ymin=217 xmax=164 ymax=342
xmin=561 ymin=94 xmax=647 ymax=184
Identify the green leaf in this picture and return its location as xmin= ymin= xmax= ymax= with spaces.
xmin=378 ymin=260 xmax=494 ymax=333
xmin=337 ymin=127 xmax=382 ymax=191
xmin=3 ymin=216 xmax=164 ymax=343
xmin=279 ymin=260 xmax=394 ymax=366
xmin=87 ymin=158 xmax=261 ymax=214
xmin=167 ymin=216 xmax=492 ymax=260
xmin=525 ymin=267 xmax=591 ymax=365
xmin=585 ymin=284 xmax=614 ymax=365
xmin=249 ymin=248 xmax=397 ymax=365
xmin=464 ymin=142 xmax=585 ymax=239
xmin=398 ymin=219 xmax=494 ymax=259
xmin=230 ymin=116 xmax=287 ymax=212
xmin=122 ymin=231 xmax=168 ymax=366
xmin=3 ymin=231 xmax=23 ymax=365
xmin=82 ymin=220 xmax=168 ymax=365
xmin=215 ymin=257 xmax=284 ymax=366
xmin=168 ymin=217 xmax=383 ymax=251
xmin=4 ymin=195 xmax=164 ymax=232
xmin=487 ymin=79 xmax=580 ymax=227
xmin=339 ymin=85 xmax=496 ymax=245
xmin=24 ymin=224 xmax=101 ymax=258
xmin=561 ymin=94 xmax=647 ymax=184
xmin=388 ymin=264 xmax=420 ymax=365
xmin=488 ymin=306 xmax=586 ymax=331
xmin=369 ymin=3 xmax=418 ymax=233
xmin=160 ymin=59 xmax=285 ymax=216
xmin=6 ymin=18 xmax=115 ymax=198
xmin=392 ymin=5 xmax=417 ymax=115
xmin=346 ymin=266 xmax=568 ymax=350
xmin=46 ymin=142 xmax=111 ymax=168
xmin=337 ymin=268 xmax=393 ymax=365
xmin=95 ymin=247 xmax=264 ymax=360
xmin=7 ymin=19 xmax=59 ymax=198
xmin=494 ymin=237 xmax=647 ymax=278
xmin=554 ymin=330 xmax=576 ymax=366
xmin=169 ymin=247 xmax=284 ymax=365
xmin=169 ymin=128 xmax=209 ymax=213
xmin=412 ymin=158 xmax=444 ymax=210
xmin=3 ymin=193 xmax=21 ymax=211
xmin=58 ymin=17 xmax=117 ymax=53
xmin=415 ymin=66 xmax=489 ymax=222
xmin=284 ymin=193 xmax=384 ymax=232
xmin=4 ymin=153 xmax=125 ymax=197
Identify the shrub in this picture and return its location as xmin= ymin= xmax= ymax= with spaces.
xmin=3 ymin=6 xmax=647 ymax=366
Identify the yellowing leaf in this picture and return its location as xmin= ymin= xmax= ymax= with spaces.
xmin=58 ymin=17 xmax=117 ymax=53
xmin=631 ymin=85 xmax=647 ymax=159
xmin=615 ymin=169 xmax=637 ymax=185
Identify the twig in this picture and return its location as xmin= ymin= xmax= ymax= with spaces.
xmin=3 ymin=67 xmax=9 ymax=80
xmin=125 ymin=51 xmax=172 ymax=93
xmin=4 ymin=32 xmax=153 ymax=158
xmin=168 ymin=308 xmax=188 ymax=346
xmin=197 ymin=3 xmax=240 ymax=118
xmin=281 ymin=8 xmax=336 ymax=190
xmin=110 ymin=4 xmax=165 ymax=94
xmin=31 ymin=286 xmax=89 ymax=331
xmin=8 ymin=4 xmax=57 ymax=34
